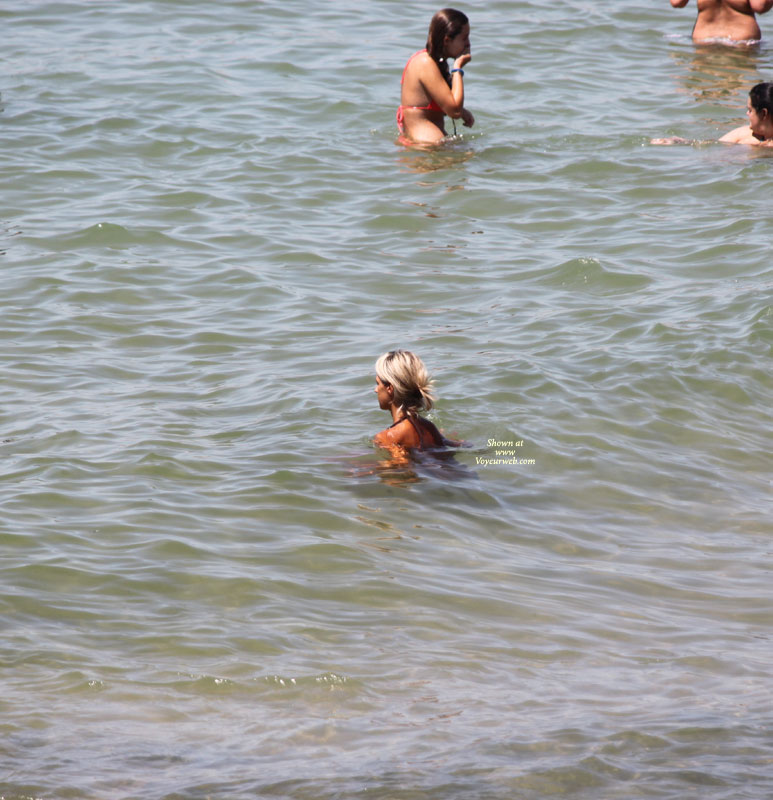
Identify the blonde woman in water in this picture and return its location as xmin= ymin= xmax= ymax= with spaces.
xmin=373 ymin=350 xmax=454 ymax=451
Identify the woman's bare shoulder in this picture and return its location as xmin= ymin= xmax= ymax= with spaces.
xmin=719 ymin=125 xmax=755 ymax=143
xmin=374 ymin=419 xmax=414 ymax=449
xmin=403 ymin=50 xmax=432 ymax=76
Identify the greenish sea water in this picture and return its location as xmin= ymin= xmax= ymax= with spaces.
xmin=1 ymin=1 xmax=772 ymax=798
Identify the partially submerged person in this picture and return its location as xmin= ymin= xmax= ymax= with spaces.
xmin=651 ymin=82 xmax=773 ymax=145
xmin=669 ymin=0 xmax=773 ymax=43
xmin=397 ymin=8 xmax=474 ymax=144
xmin=720 ymin=81 xmax=773 ymax=143
xmin=373 ymin=350 xmax=454 ymax=452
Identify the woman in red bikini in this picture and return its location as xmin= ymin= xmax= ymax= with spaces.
xmin=397 ymin=8 xmax=474 ymax=144
xmin=373 ymin=350 xmax=455 ymax=453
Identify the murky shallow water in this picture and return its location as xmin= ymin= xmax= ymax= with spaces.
xmin=2 ymin=1 xmax=772 ymax=798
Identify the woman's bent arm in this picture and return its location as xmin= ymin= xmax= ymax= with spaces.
xmin=418 ymin=59 xmax=467 ymax=117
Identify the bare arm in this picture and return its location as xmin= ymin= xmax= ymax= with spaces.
xmin=749 ymin=0 xmax=773 ymax=14
xmin=374 ymin=429 xmax=396 ymax=448
xmin=670 ymin=0 xmax=690 ymax=7
xmin=419 ymin=52 xmax=471 ymax=119
xmin=651 ymin=136 xmax=690 ymax=144
xmin=374 ymin=420 xmax=413 ymax=450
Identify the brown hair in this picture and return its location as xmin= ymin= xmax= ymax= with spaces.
xmin=426 ymin=8 xmax=469 ymax=87
xmin=750 ymin=82 xmax=773 ymax=118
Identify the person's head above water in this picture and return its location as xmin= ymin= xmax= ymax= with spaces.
xmin=747 ymin=82 xmax=773 ymax=139
xmin=426 ymin=8 xmax=469 ymax=64
xmin=375 ymin=350 xmax=435 ymax=416
xmin=716 ymin=81 xmax=773 ymax=146
xmin=749 ymin=82 xmax=773 ymax=116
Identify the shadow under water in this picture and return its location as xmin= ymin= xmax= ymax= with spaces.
xmin=345 ymin=446 xmax=478 ymax=487
xmin=395 ymin=139 xmax=476 ymax=174
xmin=670 ymin=41 xmax=766 ymax=104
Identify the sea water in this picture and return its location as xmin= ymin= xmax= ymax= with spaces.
xmin=2 ymin=1 xmax=772 ymax=798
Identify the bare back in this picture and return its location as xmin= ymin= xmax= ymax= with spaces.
xmin=399 ymin=51 xmax=448 ymax=142
xmin=374 ymin=415 xmax=446 ymax=451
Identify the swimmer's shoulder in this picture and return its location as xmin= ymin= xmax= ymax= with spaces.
xmin=404 ymin=50 xmax=438 ymax=81
xmin=719 ymin=124 xmax=756 ymax=143
xmin=375 ymin=418 xmax=415 ymax=449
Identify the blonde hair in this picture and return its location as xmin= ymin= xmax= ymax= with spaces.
xmin=375 ymin=350 xmax=435 ymax=416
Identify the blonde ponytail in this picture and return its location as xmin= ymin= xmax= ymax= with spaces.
xmin=375 ymin=350 xmax=435 ymax=416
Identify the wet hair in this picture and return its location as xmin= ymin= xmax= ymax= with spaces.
xmin=749 ymin=82 xmax=773 ymax=118
xmin=426 ymin=8 xmax=469 ymax=87
xmin=375 ymin=350 xmax=435 ymax=416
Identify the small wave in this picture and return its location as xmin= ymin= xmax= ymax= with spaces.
xmin=28 ymin=222 xmax=188 ymax=252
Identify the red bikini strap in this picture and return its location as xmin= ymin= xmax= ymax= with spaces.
xmin=401 ymin=49 xmax=427 ymax=85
